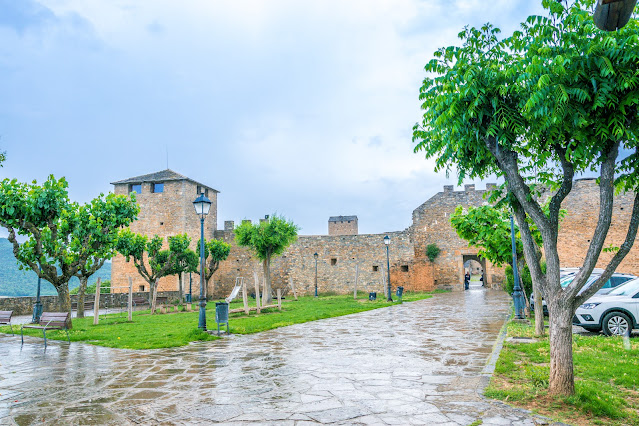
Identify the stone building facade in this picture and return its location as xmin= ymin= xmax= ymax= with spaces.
xmin=110 ymin=170 xmax=218 ymax=294
xmin=109 ymin=170 xmax=639 ymax=300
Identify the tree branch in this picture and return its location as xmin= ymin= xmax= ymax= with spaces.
xmin=512 ymin=196 xmax=548 ymax=296
xmin=548 ymin=143 xmax=574 ymax=234
xmin=566 ymin=140 xmax=620 ymax=299
xmin=575 ymin=190 xmax=639 ymax=305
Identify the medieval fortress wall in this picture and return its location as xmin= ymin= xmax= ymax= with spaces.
xmin=110 ymin=170 xmax=639 ymax=298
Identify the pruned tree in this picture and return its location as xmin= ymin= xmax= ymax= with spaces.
xmin=235 ymin=215 xmax=298 ymax=305
xmin=0 ymin=176 xmax=138 ymax=326
xmin=196 ymin=238 xmax=231 ymax=298
xmin=72 ymin=194 xmax=139 ymax=318
xmin=168 ymin=248 xmax=198 ymax=302
xmin=413 ymin=0 xmax=639 ymax=395
xmin=116 ymin=231 xmax=191 ymax=313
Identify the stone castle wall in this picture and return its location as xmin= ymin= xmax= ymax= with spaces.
xmin=328 ymin=218 xmax=358 ymax=236
xmin=106 ymin=174 xmax=639 ymax=300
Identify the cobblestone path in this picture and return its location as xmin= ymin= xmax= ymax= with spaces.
xmin=0 ymin=290 xmax=553 ymax=425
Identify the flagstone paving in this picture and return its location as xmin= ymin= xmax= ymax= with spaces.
xmin=0 ymin=289 xmax=558 ymax=425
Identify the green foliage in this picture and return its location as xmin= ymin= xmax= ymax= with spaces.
xmin=413 ymin=0 xmax=639 ymax=192
xmin=116 ymin=230 xmax=191 ymax=286
xmin=425 ymin=243 xmax=441 ymax=262
xmin=0 ymin=150 xmax=5 ymax=167
xmin=197 ymin=238 xmax=232 ymax=280
xmin=234 ymin=215 xmax=299 ymax=262
xmin=70 ymin=279 xmax=110 ymax=295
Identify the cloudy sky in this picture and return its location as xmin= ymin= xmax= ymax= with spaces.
xmin=0 ymin=0 xmax=547 ymax=237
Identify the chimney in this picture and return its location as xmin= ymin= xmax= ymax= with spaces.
xmin=224 ymin=220 xmax=235 ymax=231
xmin=242 ymin=219 xmax=252 ymax=225
xmin=464 ymin=184 xmax=475 ymax=192
xmin=443 ymin=185 xmax=454 ymax=192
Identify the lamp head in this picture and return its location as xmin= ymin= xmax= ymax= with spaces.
xmin=314 ymin=252 xmax=318 ymax=259
xmin=383 ymin=235 xmax=390 ymax=245
xmin=193 ymin=194 xmax=212 ymax=216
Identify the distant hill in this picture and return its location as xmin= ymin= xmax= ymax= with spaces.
xmin=0 ymin=238 xmax=111 ymax=297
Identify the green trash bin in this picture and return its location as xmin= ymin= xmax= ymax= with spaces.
xmin=215 ymin=302 xmax=229 ymax=336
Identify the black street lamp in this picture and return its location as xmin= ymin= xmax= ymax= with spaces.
xmin=32 ymin=265 xmax=43 ymax=323
xmin=510 ymin=215 xmax=525 ymax=319
xmin=188 ymin=272 xmax=192 ymax=304
xmin=384 ymin=235 xmax=392 ymax=302
xmin=313 ymin=252 xmax=318 ymax=297
xmin=193 ymin=193 xmax=212 ymax=330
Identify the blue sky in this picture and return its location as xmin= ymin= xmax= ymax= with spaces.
xmin=0 ymin=0 xmax=546 ymax=236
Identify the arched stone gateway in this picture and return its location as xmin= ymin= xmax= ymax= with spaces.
xmin=457 ymin=249 xmax=492 ymax=291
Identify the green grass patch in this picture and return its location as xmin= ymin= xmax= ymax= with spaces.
xmin=485 ymin=320 xmax=639 ymax=425
xmin=2 ymin=291 xmax=437 ymax=350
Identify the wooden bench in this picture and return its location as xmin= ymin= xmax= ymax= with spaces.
xmin=132 ymin=297 xmax=149 ymax=307
xmin=71 ymin=301 xmax=95 ymax=311
xmin=0 ymin=310 xmax=13 ymax=335
xmin=21 ymin=312 xmax=70 ymax=349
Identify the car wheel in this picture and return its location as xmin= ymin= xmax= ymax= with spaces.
xmin=602 ymin=312 xmax=632 ymax=337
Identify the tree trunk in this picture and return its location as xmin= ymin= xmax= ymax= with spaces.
xmin=77 ymin=276 xmax=89 ymax=318
xmin=547 ymin=298 xmax=575 ymax=395
xmin=150 ymin=280 xmax=158 ymax=314
xmin=262 ymin=257 xmax=273 ymax=305
xmin=178 ymin=273 xmax=184 ymax=303
xmin=533 ymin=283 xmax=545 ymax=336
xmin=57 ymin=284 xmax=73 ymax=329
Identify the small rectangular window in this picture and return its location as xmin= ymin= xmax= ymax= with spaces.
xmin=401 ymin=265 xmax=409 ymax=272
xmin=331 ymin=258 xmax=337 ymax=265
xmin=373 ymin=265 xmax=379 ymax=272
xmin=205 ymin=188 xmax=209 ymax=197
xmin=139 ymin=285 xmax=145 ymax=292
xmin=197 ymin=185 xmax=201 ymax=194
xmin=152 ymin=183 xmax=164 ymax=193
xmin=130 ymin=184 xmax=142 ymax=194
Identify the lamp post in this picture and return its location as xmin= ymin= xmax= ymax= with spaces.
xmin=510 ymin=215 xmax=525 ymax=319
xmin=32 ymin=265 xmax=43 ymax=323
xmin=188 ymin=272 xmax=192 ymax=304
xmin=193 ymin=193 xmax=212 ymax=330
xmin=384 ymin=235 xmax=392 ymax=302
xmin=314 ymin=252 xmax=318 ymax=297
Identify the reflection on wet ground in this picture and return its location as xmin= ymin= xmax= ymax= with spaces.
xmin=0 ymin=289 xmax=548 ymax=425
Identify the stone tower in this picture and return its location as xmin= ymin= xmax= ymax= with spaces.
xmin=110 ymin=169 xmax=219 ymax=294
xmin=328 ymin=216 xmax=358 ymax=236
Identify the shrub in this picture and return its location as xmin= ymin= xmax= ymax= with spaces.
xmin=426 ymin=244 xmax=441 ymax=262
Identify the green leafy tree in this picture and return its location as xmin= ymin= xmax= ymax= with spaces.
xmin=167 ymin=248 xmax=198 ymax=302
xmin=413 ymin=0 xmax=639 ymax=395
xmin=72 ymin=194 xmax=139 ymax=318
xmin=116 ymin=231 xmax=191 ymax=313
xmin=235 ymin=215 xmax=299 ymax=305
xmin=0 ymin=176 xmax=137 ymax=327
xmin=0 ymin=150 xmax=5 ymax=167
xmin=196 ymin=238 xmax=231 ymax=297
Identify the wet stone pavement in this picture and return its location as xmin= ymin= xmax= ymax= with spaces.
xmin=0 ymin=289 xmax=555 ymax=425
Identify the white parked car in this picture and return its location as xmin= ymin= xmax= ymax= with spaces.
xmin=573 ymin=277 xmax=639 ymax=336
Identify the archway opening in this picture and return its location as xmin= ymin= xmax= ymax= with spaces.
xmin=462 ymin=255 xmax=486 ymax=289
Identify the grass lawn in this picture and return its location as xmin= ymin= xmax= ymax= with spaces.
xmin=2 ymin=290 xmax=439 ymax=350
xmin=485 ymin=320 xmax=639 ymax=425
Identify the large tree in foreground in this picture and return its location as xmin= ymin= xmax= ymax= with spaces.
xmin=235 ymin=215 xmax=298 ymax=305
xmin=413 ymin=0 xmax=639 ymax=396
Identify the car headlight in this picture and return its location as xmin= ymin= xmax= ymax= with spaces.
xmin=580 ymin=303 xmax=600 ymax=309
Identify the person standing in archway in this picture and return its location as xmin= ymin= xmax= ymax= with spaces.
xmin=464 ymin=272 xmax=470 ymax=290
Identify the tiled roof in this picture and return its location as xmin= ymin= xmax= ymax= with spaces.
xmin=329 ymin=215 xmax=358 ymax=222
xmin=110 ymin=169 xmax=219 ymax=192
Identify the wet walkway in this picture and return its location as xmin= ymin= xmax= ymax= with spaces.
xmin=0 ymin=289 xmax=547 ymax=425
